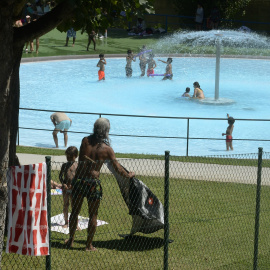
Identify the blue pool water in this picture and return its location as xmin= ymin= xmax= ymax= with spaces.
xmin=20 ymin=57 xmax=270 ymax=156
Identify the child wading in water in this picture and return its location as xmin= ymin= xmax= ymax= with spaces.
xmin=126 ymin=49 xmax=136 ymax=77
xmin=139 ymin=45 xmax=147 ymax=76
xmin=59 ymin=146 xmax=80 ymax=229
xmin=97 ymin=54 xmax=106 ymax=81
xmin=182 ymin=87 xmax=191 ymax=97
xmin=147 ymin=53 xmax=157 ymax=77
xmin=222 ymin=113 xmax=235 ymax=150
xmin=158 ymin=58 xmax=173 ymax=80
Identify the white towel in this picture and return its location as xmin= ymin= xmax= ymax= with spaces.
xmin=51 ymin=213 xmax=108 ymax=234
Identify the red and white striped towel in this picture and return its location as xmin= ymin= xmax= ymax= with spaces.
xmin=6 ymin=162 xmax=49 ymax=256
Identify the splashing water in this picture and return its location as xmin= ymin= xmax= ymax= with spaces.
xmin=154 ymin=30 xmax=270 ymax=55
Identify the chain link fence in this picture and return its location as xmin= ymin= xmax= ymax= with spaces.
xmin=1 ymin=149 xmax=270 ymax=269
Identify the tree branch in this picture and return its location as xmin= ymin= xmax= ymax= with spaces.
xmin=13 ymin=0 xmax=77 ymax=47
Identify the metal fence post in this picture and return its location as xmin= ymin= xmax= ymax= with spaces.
xmin=45 ymin=156 xmax=51 ymax=270
xmin=253 ymin=147 xmax=263 ymax=270
xmin=164 ymin=151 xmax=170 ymax=270
xmin=186 ymin=119 xmax=189 ymax=156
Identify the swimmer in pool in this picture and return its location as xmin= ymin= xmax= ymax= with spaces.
xmin=222 ymin=113 xmax=235 ymax=151
xmin=182 ymin=87 xmax=191 ymax=97
xmin=192 ymin=81 xmax=205 ymax=99
xmin=158 ymin=58 xmax=173 ymax=80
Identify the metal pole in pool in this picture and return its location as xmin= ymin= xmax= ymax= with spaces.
xmin=215 ymin=34 xmax=222 ymax=100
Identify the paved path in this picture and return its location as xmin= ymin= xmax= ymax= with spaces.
xmin=17 ymin=153 xmax=270 ymax=186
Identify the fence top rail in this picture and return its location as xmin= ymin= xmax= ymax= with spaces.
xmin=19 ymin=107 xmax=270 ymax=122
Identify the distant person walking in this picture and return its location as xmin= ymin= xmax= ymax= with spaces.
xmin=50 ymin=112 xmax=72 ymax=148
xmin=87 ymin=30 xmax=96 ymax=51
xmin=65 ymin=28 xmax=76 ymax=47
xmin=195 ymin=3 xmax=204 ymax=30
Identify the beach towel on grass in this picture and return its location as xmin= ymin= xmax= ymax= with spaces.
xmin=105 ymin=162 xmax=164 ymax=235
xmin=6 ymin=163 xmax=49 ymax=256
xmin=51 ymin=213 xmax=108 ymax=234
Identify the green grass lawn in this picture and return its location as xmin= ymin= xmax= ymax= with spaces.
xmin=21 ymin=28 xmax=270 ymax=59
xmin=2 ymin=171 xmax=270 ymax=269
xmin=22 ymin=28 xmax=158 ymax=58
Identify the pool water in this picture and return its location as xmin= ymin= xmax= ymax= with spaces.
xmin=20 ymin=57 xmax=270 ymax=156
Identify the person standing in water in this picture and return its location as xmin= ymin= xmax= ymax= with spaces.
xmin=158 ymin=58 xmax=173 ymax=80
xmin=125 ymin=49 xmax=136 ymax=77
xmin=97 ymin=54 xmax=106 ymax=81
xmin=139 ymin=45 xmax=147 ymax=76
xmin=147 ymin=53 xmax=157 ymax=77
xmin=222 ymin=113 xmax=235 ymax=151
xmin=192 ymin=81 xmax=205 ymax=99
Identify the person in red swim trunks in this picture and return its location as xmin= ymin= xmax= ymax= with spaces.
xmin=222 ymin=113 xmax=235 ymax=151
xmin=97 ymin=54 xmax=106 ymax=80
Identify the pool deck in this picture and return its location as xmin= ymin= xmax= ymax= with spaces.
xmin=17 ymin=153 xmax=270 ymax=186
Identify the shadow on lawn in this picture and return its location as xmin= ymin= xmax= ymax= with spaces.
xmin=94 ymin=235 xmax=165 ymax=251
xmin=51 ymin=235 xmax=165 ymax=251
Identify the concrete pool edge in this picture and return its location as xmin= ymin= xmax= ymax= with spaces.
xmin=21 ymin=53 xmax=270 ymax=63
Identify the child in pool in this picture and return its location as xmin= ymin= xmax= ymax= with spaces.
xmin=222 ymin=113 xmax=235 ymax=151
xmin=126 ymin=49 xmax=136 ymax=77
xmin=182 ymin=87 xmax=191 ymax=97
xmin=147 ymin=53 xmax=157 ymax=77
xmin=59 ymin=146 xmax=79 ymax=228
xmin=97 ymin=54 xmax=106 ymax=80
xmin=139 ymin=45 xmax=147 ymax=76
xmin=158 ymin=58 xmax=173 ymax=80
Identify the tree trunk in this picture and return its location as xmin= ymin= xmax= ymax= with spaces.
xmin=0 ymin=4 xmax=15 ymax=264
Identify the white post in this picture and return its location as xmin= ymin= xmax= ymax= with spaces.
xmin=215 ymin=34 xmax=222 ymax=100
xmin=105 ymin=29 xmax=107 ymax=38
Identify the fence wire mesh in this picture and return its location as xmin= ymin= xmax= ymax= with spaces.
xmin=1 ymin=151 xmax=270 ymax=269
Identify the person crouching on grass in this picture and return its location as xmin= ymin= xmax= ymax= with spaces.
xmin=222 ymin=113 xmax=235 ymax=151
xmin=97 ymin=54 xmax=106 ymax=81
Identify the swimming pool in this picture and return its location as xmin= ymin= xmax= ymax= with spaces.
xmin=19 ymin=57 xmax=270 ymax=156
